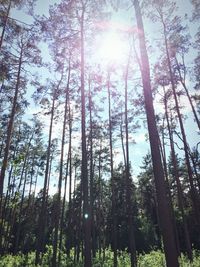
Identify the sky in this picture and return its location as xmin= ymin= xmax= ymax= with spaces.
xmin=9 ymin=0 xmax=200 ymax=194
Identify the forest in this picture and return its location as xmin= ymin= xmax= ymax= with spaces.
xmin=0 ymin=0 xmax=200 ymax=266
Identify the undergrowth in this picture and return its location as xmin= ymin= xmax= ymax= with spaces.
xmin=0 ymin=247 xmax=200 ymax=267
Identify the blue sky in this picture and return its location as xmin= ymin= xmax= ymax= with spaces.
xmin=9 ymin=0 xmax=200 ymax=193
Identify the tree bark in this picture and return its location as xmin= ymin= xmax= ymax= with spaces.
xmin=133 ymin=1 xmax=179 ymax=266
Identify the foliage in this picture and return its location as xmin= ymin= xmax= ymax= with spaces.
xmin=1 ymin=249 xmax=200 ymax=267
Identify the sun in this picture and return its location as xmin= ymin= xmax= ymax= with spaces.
xmin=96 ymin=31 xmax=128 ymax=66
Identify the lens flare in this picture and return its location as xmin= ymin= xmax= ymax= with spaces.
xmin=97 ymin=31 xmax=128 ymax=65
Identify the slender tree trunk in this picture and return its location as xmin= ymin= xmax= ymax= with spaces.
xmin=80 ymin=8 xmax=91 ymax=267
xmin=97 ymin=141 xmax=102 ymax=259
xmin=68 ymin=107 xmax=72 ymax=207
xmin=28 ymin=153 xmax=36 ymax=209
xmin=35 ymin=89 xmax=57 ymax=265
xmin=58 ymin=66 xmax=71 ymax=265
xmin=58 ymin=150 xmax=69 ymax=265
xmin=133 ymin=1 xmax=179 ymax=266
xmin=124 ymin=55 xmax=137 ymax=267
xmin=33 ymin=166 xmax=40 ymax=198
xmin=66 ymin=99 xmax=73 ymax=256
xmin=52 ymin=67 xmax=70 ymax=267
xmin=67 ymin=104 xmax=72 ymax=253
xmin=120 ymin=112 xmax=127 ymax=168
xmin=107 ymin=72 xmax=117 ymax=267
xmin=88 ymin=78 xmax=96 ymax=258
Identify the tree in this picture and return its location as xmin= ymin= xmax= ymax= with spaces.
xmin=0 ymin=0 xmax=36 ymax=50
xmin=0 ymin=26 xmax=41 ymax=202
xmin=124 ymin=49 xmax=137 ymax=267
xmin=132 ymin=1 xmax=179 ymax=266
xmin=152 ymin=0 xmax=200 ymax=225
xmin=106 ymin=70 xmax=118 ymax=266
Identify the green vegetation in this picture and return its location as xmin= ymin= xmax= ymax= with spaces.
xmin=0 ymin=248 xmax=200 ymax=267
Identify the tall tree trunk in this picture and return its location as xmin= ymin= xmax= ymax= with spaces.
xmin=65 ymin=112 xmax=73 ymax=256
xmin=80 ymin=8 xmax=91 ymax=267
xmin=88 ymin=78 xmax=96 ymax=258
xmin=124 ymin=54 xmax=137 ymax=267
xmin=133 ymin=1 xmax=179 ymax=266
xmin=107 ymin=72 xmax=117 ymax=267
xmin=58 ymin=66 xmax=71 ymax=265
